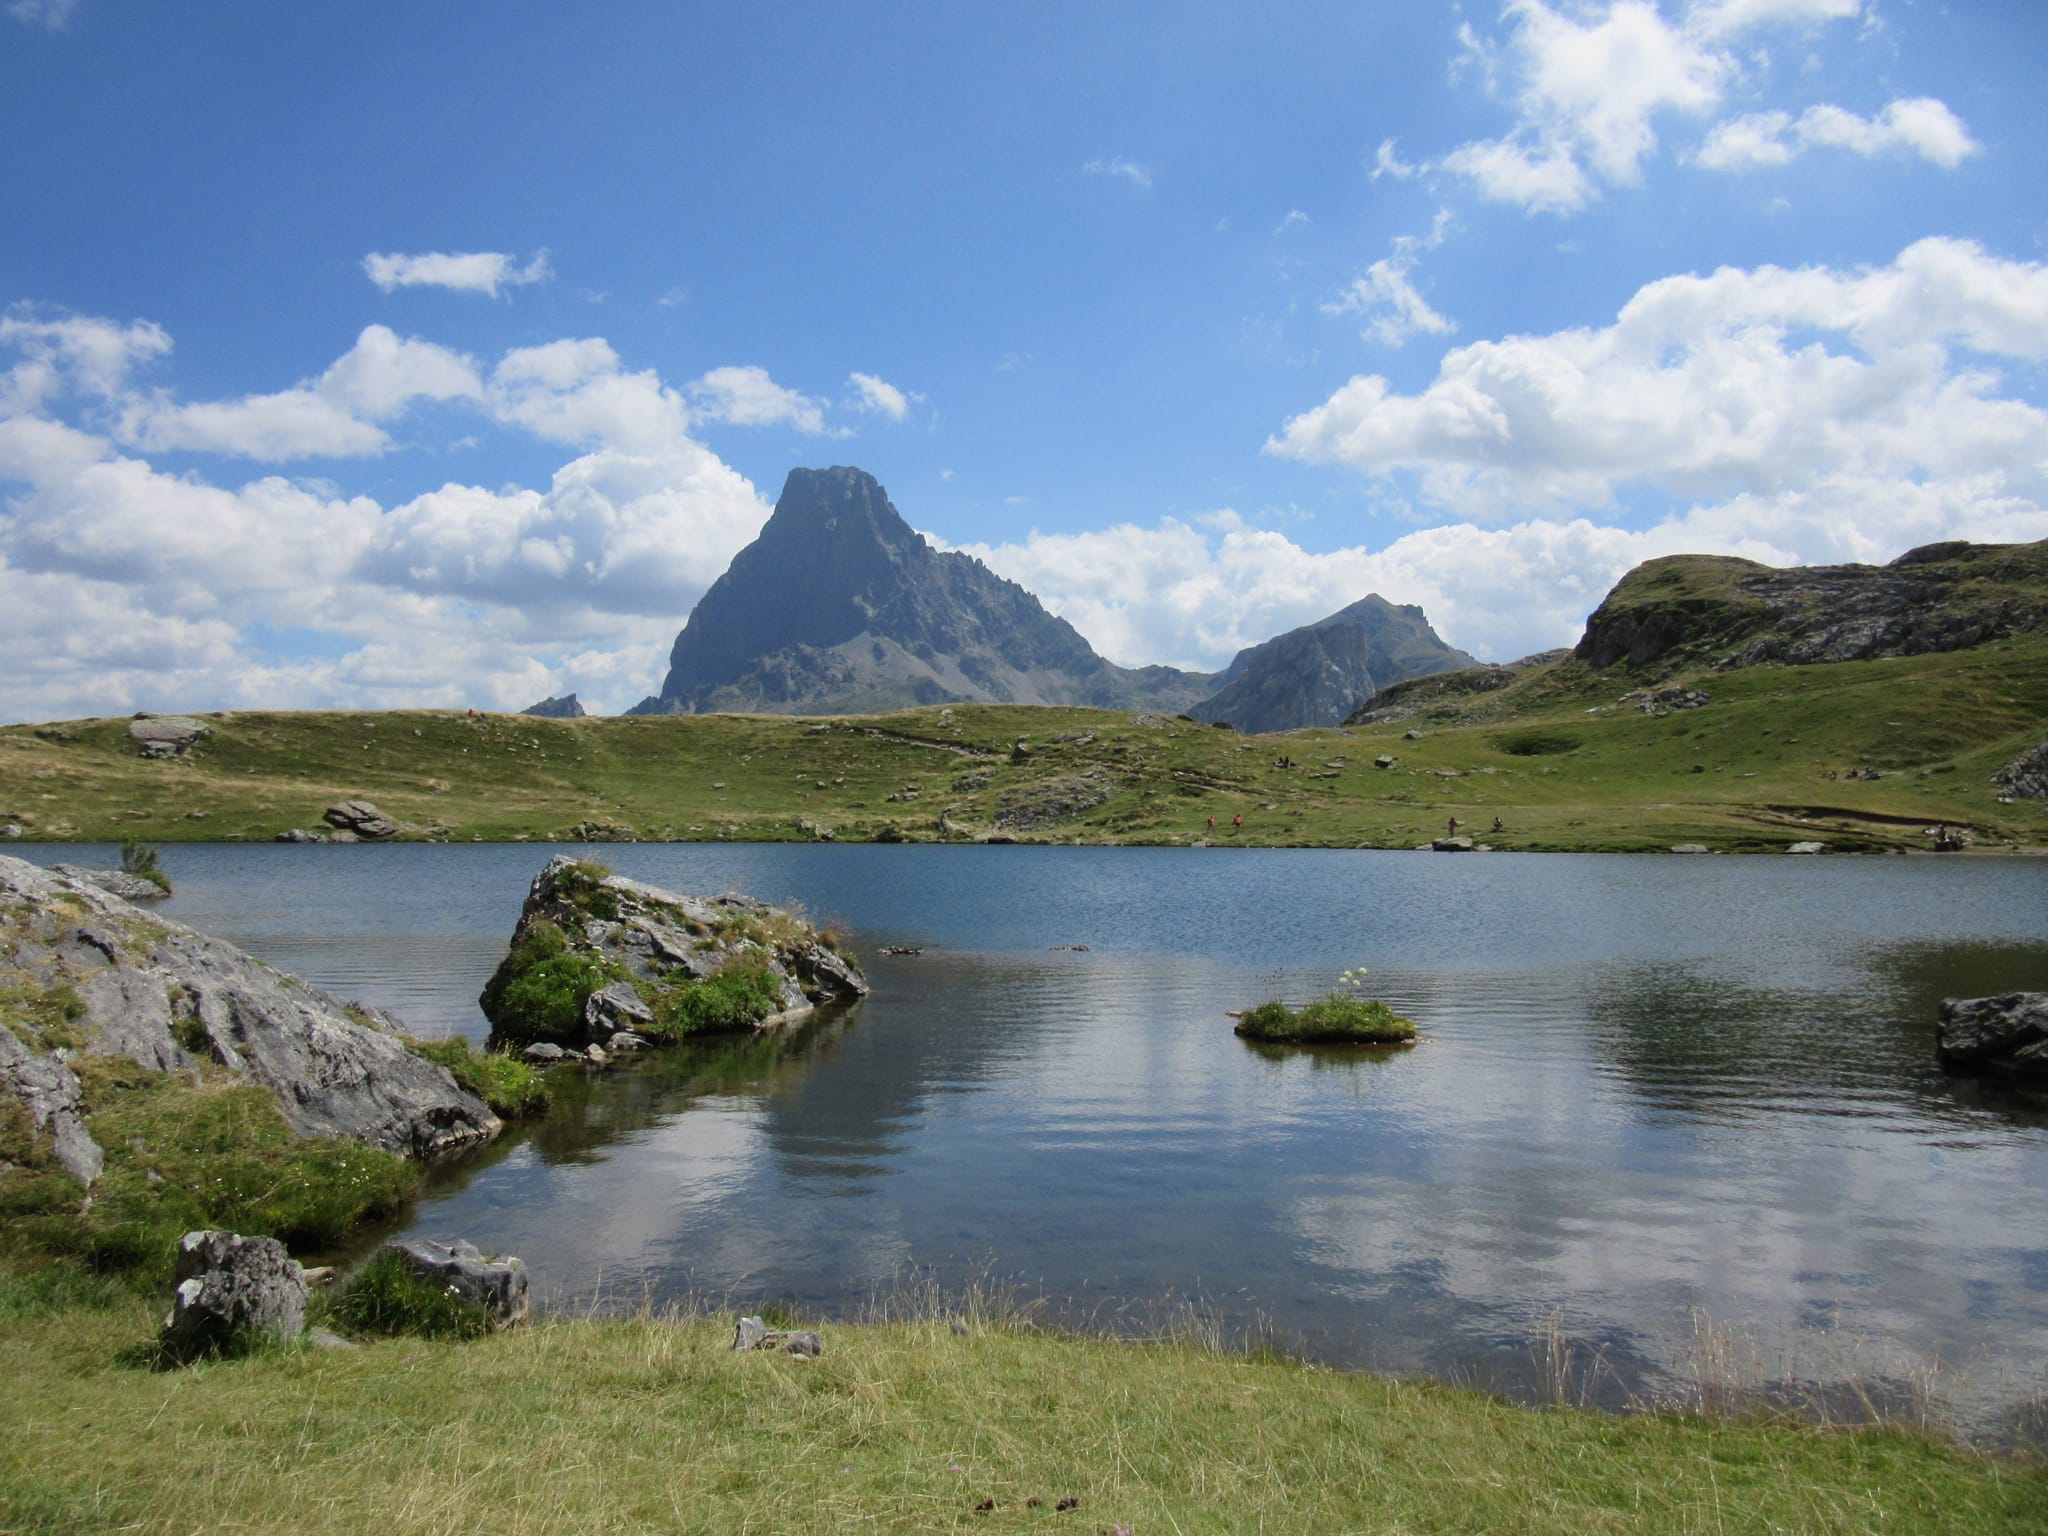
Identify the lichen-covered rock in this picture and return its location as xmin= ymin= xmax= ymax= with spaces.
xmin=160 ymin=1230 xmax=308 ymax=1360
xmin=479 ymin=855 xmax=866 ymax=1047
xmin=1937 ymin=993 xmax=2048 ymax=1080
xmin=385 ymin=1238 xmax=528 ymax=1330
xmin=0 ymin=856 xmax=498 ymax=1158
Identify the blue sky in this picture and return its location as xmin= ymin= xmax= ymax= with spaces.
xmin=2 ymin=0 xmax=2044 ymax=719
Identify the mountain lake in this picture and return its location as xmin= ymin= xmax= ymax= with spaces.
xmin=22 ymin=841 xmax=2048 ymax=1443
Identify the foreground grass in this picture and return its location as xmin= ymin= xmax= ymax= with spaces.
xmin=1 ymin=1288 xmax=2041 ymax=1536
xmin=1 ymin=634 xmax=2044 ymax=852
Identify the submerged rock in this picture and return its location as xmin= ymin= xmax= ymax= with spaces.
xmin=51 ymin=864 xmax=167 ymax=902
xmin=0 ymin=856 xmax=498 ymax=1159
xmin=1937 ymin=993 xmax=2048 ymax=1081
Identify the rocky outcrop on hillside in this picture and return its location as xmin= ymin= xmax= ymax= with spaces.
xmin=1575 ymin=539 xmax=2048 ymax=674
xmin=0 ymin=856 xmax=500 ymax=1173
xmin=1994 ymin=741 xmax=2048 ymax=801
xmin=1188 ymin=596 xmax=1475 ymax=733
xmin=629 ymin=467 xmax=1216 ymax=716
xmin=479 ymin=855 xmax=867 ymax=1047
xmin=1345 ymin=650 xmax=1571 ymax=726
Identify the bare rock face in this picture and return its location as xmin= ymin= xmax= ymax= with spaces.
xmin=1937 ymin=993 xmax=2048 ymax=1080
xmin=480 ymin=855 xmax=867 ymax=1046
xmin=0 ymin=856 xmax=498 ymax=1159
xmin=0 ymin=1023 xmax=101 ymax=1185
xmin=384 ymin=1238 xmax=529 ymax=1330
xmin=161 ymin=1229 xmax=308 ymax=1360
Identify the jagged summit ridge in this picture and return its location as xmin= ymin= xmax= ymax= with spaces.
xmin=631 ymin=467 xmax=1216 ymax=716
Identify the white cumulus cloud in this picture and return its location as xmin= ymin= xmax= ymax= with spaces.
xmin=1699 ymin=97 xmax=1979 ymax=170
xmin=688 ymin=365 xmax=831 ymax=434
xmin=362 ymin=249 xmax=553 ymax=298
xmin=848 ymin=371 xmax=912 ymax=421
xmin=1269 ymin=238 xmax=2048 ymax=518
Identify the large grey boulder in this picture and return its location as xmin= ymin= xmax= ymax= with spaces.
xmin=161 ymin=1230 xmax=308 ymax=1360
xmin=0 ymin=856 xmax=498 ymax=1158
xmin=1937 ymin=993 xmax=2048 ymax=1080
xmin=482 ymin=855 xmax=867 ymax=1046
xmin=128 ymin=715 xmax=209 ymax=758
xmin=384 ymin=1238 xmax=529 ymax=1330
xmin=324 ymin=800 xmax=401 ymax=839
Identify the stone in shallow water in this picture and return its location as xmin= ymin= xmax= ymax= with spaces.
xmin=1937 ymin=993 xmax=2048 ymax=1080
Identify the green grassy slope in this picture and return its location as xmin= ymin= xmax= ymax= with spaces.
xmin=1 ymin=634 xmax=2043 ymax=852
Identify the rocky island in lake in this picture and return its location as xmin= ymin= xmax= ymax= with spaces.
xmin=479 ymin=855 xmax=867 ymax=1053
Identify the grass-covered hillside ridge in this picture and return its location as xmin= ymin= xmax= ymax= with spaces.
xmin=2 ymin=537 xmax=2043 ymax=854
xmin=478 ymin=855 xmax=866 ymax=1048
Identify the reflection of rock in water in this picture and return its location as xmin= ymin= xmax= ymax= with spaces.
xmin=520 ymin=1003 xmax=864 ymax=1168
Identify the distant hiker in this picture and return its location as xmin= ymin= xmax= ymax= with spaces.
xmin=1447 ymin=816 xmax=1459 ymax=837
xmin=1206 ymin=816 xmax=1215 ymax=831
xmin=1491 ymin=816 xmax=1504 ymax=833
xmin=1233 ymin=814 xmax=1243 ymax=830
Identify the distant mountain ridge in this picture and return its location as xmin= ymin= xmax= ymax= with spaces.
xmin=1187 ymin=596 xmax=1475 ymax=734
xmin=628 ymin=466 xmax=1474 ymax=728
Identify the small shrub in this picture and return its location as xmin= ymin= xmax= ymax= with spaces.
xmin=407 ymin=1037 xmax=550 ymax=1118
xmin=331 ymin=1249 xmax=491 ymax=1340
xmin=119 ymin=840 xmax=171 ymax=893
xmin=647 ymin=960 xmax=783 ymax=1041
xmin=552 ymin=860 xmax=619 ymax=920
xmin=1496 ymin=731 xmax=1581 ymax=758
xmin=479 ymin=920 xmax=616 ymax=1044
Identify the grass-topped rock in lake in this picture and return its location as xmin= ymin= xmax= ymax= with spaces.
xmin=479 ymin=855 xmax=867 ymax=1050
xmin=1235 ymin=973 xmax=1418 ymax=1046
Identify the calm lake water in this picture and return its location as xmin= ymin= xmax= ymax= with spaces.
xmin=29 ymin=842 xmax=2048 ymax=1437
